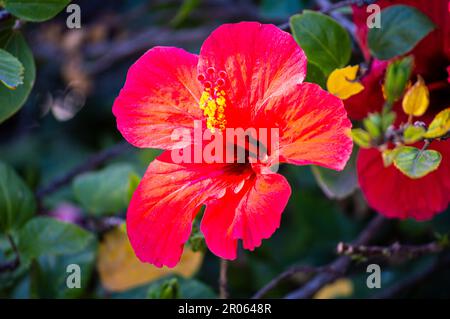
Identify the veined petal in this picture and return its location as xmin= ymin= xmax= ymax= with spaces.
xmin=113 ymin=47 xmax=203 ymax=150
xmin=357 ymin=141 xmax=450 ymax=220
xmin=127 ymin=152 xmax=249 ymax=267
xmin=259 ymin=82 xmax=353 ymax=171
xmin=201 ymin=173 xmax=291 ymax=260
xmin=197 ymin=22 xmax=307 ymax=128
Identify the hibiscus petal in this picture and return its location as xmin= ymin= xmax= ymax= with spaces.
xmin=113 ymin=47 xmax=203 ymax=149
xmin=197 ymin=22 xmax=306 ymax=128
xmin=259 ymin=82 xmax=353 ymax=171
xmin=357 ymin=141 xmax=450 ymax=220
xmin=127 ymin=151 xmax=248 ymax=267
xmin=201 ymin=173 xmax=291 ymax=260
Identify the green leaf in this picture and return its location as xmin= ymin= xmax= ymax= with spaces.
xmin=305 ymin=62 xmax=326 ymax=88
xmin=311 ymin=147 xmax=358 ymax=199
xmin=18 ymin=217 xmax=95 ymax=262
xmin=170 ymin=0 xmax=200 ymax=27
xmin=382 ymin=148 xmax=400 ymax=167
xmin=4 ymin=0 xmax=71 ymax=22
xmin=393 ymin=146 xmax=442 ymax=179
xmin=351 ymin=128 xmax=371 ymax=148
xmin=147 ymin=278 xmax=181 ymax=299
xmin=29 ymin=239 xmax=97 ymax=298
xmin=127 ymin=172 xmax=141 ymax=203
xmin=290 ymin=10 xmax=351 ymax=75
xmin=0 ymin=30 xmax=35 ymax=123
xmin=403 ymin=125 xmax=426 ymax=144
xmin=368 ymin=5 xmax=435 ymax=60
xmin=72 ymin=163 xmax=139 ymax=216
xmin=363 ymin=114 xmax=382 ymax=139
xmin=0 ymin=48 xmax=24 ymax=89
xmin=383 ymin=56 xmax=413 ymax=103
xmin=0 ymin=161 xmax=35 ymax=233
xmin=381 ymin=110 xmax=396 ymax=131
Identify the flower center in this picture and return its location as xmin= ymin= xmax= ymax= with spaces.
xmin=198 ymin=67 xmax=228 ymax=133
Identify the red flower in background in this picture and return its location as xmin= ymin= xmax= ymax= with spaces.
xmin=113 ymin=22 xmax=352 ymax=267
xmin=349 ymin=0 xmax=450 ymax=220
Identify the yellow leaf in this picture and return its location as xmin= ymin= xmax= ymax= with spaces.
xmin=97 ymin=226 xmax=204 ymax=292
xmin=314 ymin=278 xmax=353 ymax=299
xmin=424 ymin=107 xmax=450 ymax=138
xmin=402 ymin=76 xmax=429 ymax=117
xmin=326 ymin=65 xmax=364 ymax=100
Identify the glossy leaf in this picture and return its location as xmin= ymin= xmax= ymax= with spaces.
xmin=305 ymin=62 xmax=326 ymax=88
xmin=311 ymin=147 xmax=358 ymax=200
xmin=290 ymin=11 xmax=351 ymax=75
xmin=424 ymin=108 xmax=450 ymax=138
xmin=4 ymin=0 xmax=71 ymax=22
xmin=383 ymin=56 xmax=413 ymax=103
xmin=72 ymin=163 xmax=139 ymax=216
xmin=0 ymin=161 xmax=35 ymax=233
xmin=29 ymin=240 xmax=97 ymax=298
xmin=393 ymin=146 xmax=442 ymax=179
xmin=351 ymin=129 xmax=371 ymax=148
xmin=368 ymin=5 xmax=435 ymax=60
xmin=0 ymin=30 xmax=35 ymax=123
xmin=0 ymin=48 xmax=24 ymax=89
xmin=403 ymin=125 xmax=426 ymax=144
xmin=18 ymin=217 xmax=96 ymax=262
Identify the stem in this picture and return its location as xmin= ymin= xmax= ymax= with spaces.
xmin=36 ymin=142 xmax=130 ymax=200
xmin=337 ymin=241 xmax=446 ymax=259
xmin=283 ymin=215 xmax=387 ymax=299
xmin=219 ymin=259 xmax=229 ymax=299
xmin=0 ymin=235 xmax=21 ymax=273
xmin=253 ymin=265 xmax=342 ymax=299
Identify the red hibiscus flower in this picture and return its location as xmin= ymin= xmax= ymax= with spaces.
xmin=112 ymin=22 xmax=352 ymax=267
xmin=349 ymin=1 xmax=450 ymax=221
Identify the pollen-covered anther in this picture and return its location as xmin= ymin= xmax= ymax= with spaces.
xmin=198 ymin=69 xmax=228 ymax=133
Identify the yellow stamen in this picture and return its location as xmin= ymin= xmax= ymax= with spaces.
xmin=199 ymin=87 xmax=227 ymax=133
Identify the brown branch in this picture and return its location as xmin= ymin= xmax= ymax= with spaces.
xmin=253 ymin=215 xmax=387 ymax=299
xmin=252 ymin=265 xmax=342 ymax=299
xmin=282 ymin=215 xmax=388 ymax=299
xmin=84 ymin=27 xmax=213 ymax=76
xmin=0 ymin=235 xmax=20 ymax=273
xmin=36 ymin=142 xmax=130 ymax=200
xmin=372 ymin=253 xmax=450 ymax=299
xmin=219 ymin=259 xmax=229 ymax=299
xmin=337 ymin=241 xmax=447 ymax=259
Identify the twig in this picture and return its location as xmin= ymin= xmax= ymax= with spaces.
xmin=36 ymin=142 xmax=130 ymax=200
xmin=372 ymin=253 xmax=450 ymax=299
xmin=337 ymin=241 xmax=446 ymax=259
xmin=283 ymin=215 xmax=388 ymax=299
xmin=252 ymin=265 xmax=342 ymax=299
xmin=219 ymin=259 xmax=229 ymax=299
xmin=85 ymin=27 xmax=212 ymax=76
xmin=0 ymin=235 xmax=20 ymax=273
